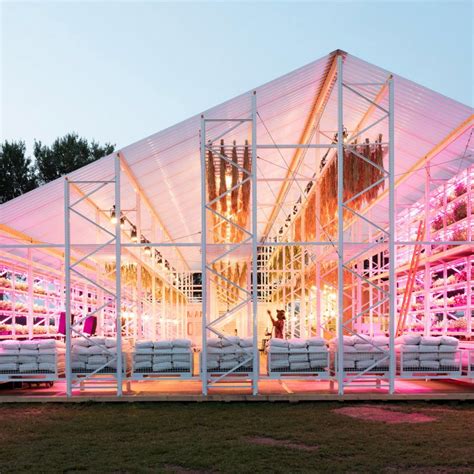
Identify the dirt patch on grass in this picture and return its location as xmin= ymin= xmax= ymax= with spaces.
xmin=334 ymin=406 xmax=436 ymax=424
xmin=246 ymin=436 xmax=318 ymax=452
xmin=163 ymin=465 xmax=214 ymax=474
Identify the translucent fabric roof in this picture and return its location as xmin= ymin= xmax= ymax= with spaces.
xmin=1 ymin=50 xmax=473 ymax=271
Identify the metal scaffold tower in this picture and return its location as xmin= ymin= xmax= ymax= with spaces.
xmin=64 ymin=155 xmax=124 ymax=396
xmin=200 ymin=92 xmax=259 ymax=395
xmin=335 ymin=55 xmax=396 ymax=394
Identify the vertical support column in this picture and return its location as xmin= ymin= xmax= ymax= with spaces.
xmin=115 ymin=154 xmax=123 ymax=397
xmin=423 ymin=165 xmax=432 ymax=337
xmin=27 ymin=248 xmax=34 ymax=340
xmin=200 ymin=115 xmax=208 ymax=396
xmin=251 ymin=91 xmax=259 ymax=395
xmin=64 ymin=178 xmax=72 ymax=397
xmin=388 ymin=77 xmax=396 ymax=394
xmin=336 ymin=54 xmax=345 ymax=396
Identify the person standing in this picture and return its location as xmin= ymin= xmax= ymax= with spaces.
xmin=267 ymin=309 xmax=286 ymax=339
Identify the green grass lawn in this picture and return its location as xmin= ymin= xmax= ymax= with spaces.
xmin=0 ymin=402 xmax=473 ymax=473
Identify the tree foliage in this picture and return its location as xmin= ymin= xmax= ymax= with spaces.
xmin=0 ymin=133 xmax=115 ymax=204
xmin=0 ymin=141 xmax=38 ymax=204
xmin=34 ymin=133 xmax=115 ymax=184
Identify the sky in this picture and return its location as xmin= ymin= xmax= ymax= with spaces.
xmin=1 ymin=1 xmax=473 ymax=154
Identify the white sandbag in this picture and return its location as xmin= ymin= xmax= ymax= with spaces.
xmin=71 ymin=361 xmax=86 ymax=370
xmin=419 ymin=353 xmax=439 ymax=361
xmin=0 ymin=340 xmax=20 ymax=350
xmin=19 ymin=341 xmax=38 ymax=350
xmin=306 ymin=336 xmax=325 ymax=346
xmin=71 ymin=338 xmax=90 ymax=347
xmin=268 ymin=338 xmax=288 ymax=348
xmin=438 ymin=351 xmax=455 ymax=360
xmin=135 ymin=340 xmax=154 ymax=349
xmin=19 ymin=348 xmax=38 ymax=356
xmin=72 ymin=345 xmax=89 ymax=355
xmin=439 ymin=336 xmax=458 ymax=346
xmin=288 ymin=347 xmax=308 ymax=354
xmin=73 ymin=354 xmax=89 ymax=363
xmin=38 ymin=348 xmax=56 ymax=355
xmin=395 ymin=334 xmax=421 ymax=345
xmin=288 ymin=339 xmax=307 ymax=349
xmin=88 ymin=345 xmax=107 ymax=355
xmin=269 ymin=346 xmax=288 ymax=354
xmin=343 ymin=335 xmax=356 ymax=345
xmin=0 ymin=363 xmax=18 ymax=371
xmin=172 ymin=361 xmax=191 ymax=370
xmin=18 ymin=355 xmax=37 ymax=364
xmin=135 ymin=347 xmax=154 ymax=355
xmin=309 ymin=359 xmax=327 ymax=369
xmin=206 ymin=360 xmax=219 ymax=370
xmin=207 ymin=346 xmax=222 ymax=354
xmin=37 ymin=339 xmax=56 ymax=349
xmin=172 ymin=354 xmax=191 ymax=363
xmin=308 ymin=345 xmax=327 ymax=353
xmin=207 ymin=338 xmax=222 ymax=348
xmin=288 ymin=354 xmax=308 ymax=363
xmin=343 ymin=360 xmax=356 ymax=369
xmin=221 ymin=346 xmax=238 ymax=354
xmin=439 ymin=344 xmax=457 ymax=352
xmin=270 ymin=359 xmax=290 ymax=369
xmin=439 ymin=358 xmax=459 ymax=367
xmin=239 ymin=337 xmax=253 ymax=348
xmin=342 ymin=345 xmax=357 ymax=353
xmin=400 ymin=352 xmax=419 ymax=361
xmin=420 ymin=336 xmax=441 ymax=346
xmin=88 ymin=355 xmax=107 ymax=364
xmin=397 ymin=344 xmax=419 ymax=352
xmin=89 ymin=336 xmax=105 ymax=345
xmin=206 ymin=354 xmax=220 ymax=362
xmin=38 ymin=355 xmax=55 ymax=364
xmin=354 ymin=344 xmax=374 ymax=352
xmin=309 ymin=352 xmax=327 ymax=361
xmin=104 ymin=337 xmax=117 ymax=348
xmin=154 ymin=349 xmax=173 ymax=355
xmin=0 ymin=349 xmax=19 ymax=356
xmin=171 ymin=347 xmax=190 ymax=354
xmin=419 ymin=345 xmax=439 ymax=353
xmin=19 ymin=363 xmax=39 ymax=372
xmin=290 ymin=361 xmax=310 ymax=371
xmin=154 ymin=340 xmax=173 ymax=349
xmin=134 ymin=360 xmax=152 ymax=370
xmin=220 ymin=353 xmax=239 ymax=362
xmin=372 ymin=336 xmax=390 ymax=346
xmin=153 ymin=355 xmax=172 ymax=364
xmin=134 ymin=354 xmax=152 ymax=363
xmin=38 ymin=363 xmax=55 ymax=372
xmin=420 ymin=360 xmax=440 ymax=370
xmin=172 ymin=339 xmax=191 ymax=348
xmin=220 ymin=336 xmax=240 ymax=347
xmin=0 ymin=355 xmax=18 ymax=363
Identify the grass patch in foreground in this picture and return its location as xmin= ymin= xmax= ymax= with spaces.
xmin=0 ymin=402 xmax=473 ymax=473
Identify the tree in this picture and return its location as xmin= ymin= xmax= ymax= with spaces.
xmin=0 ymin=141 xmax=38 ymax=204
xmin=34 ymin=133 xmax=115 ymax=184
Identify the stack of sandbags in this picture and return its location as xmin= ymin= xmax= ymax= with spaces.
xmin=267 ymin=337 xmax=329 ymax=372
xmin=71 ymin=336 xmax=120 ymax=373
xmin=332 ymin=335 xmax=390 ymax=371
xmin=206 ymin=336 xmax=253 ymax=372
xmin=396 ymin=335 xmax=459 ymax=371
xmin=133 ymin=339 xmax=193 ymax=373
xmin=0 ymin=339 xmax=64 ymax=374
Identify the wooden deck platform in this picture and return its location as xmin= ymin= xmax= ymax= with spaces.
xmin=1 ymin=378 xmax=473 ymax=402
